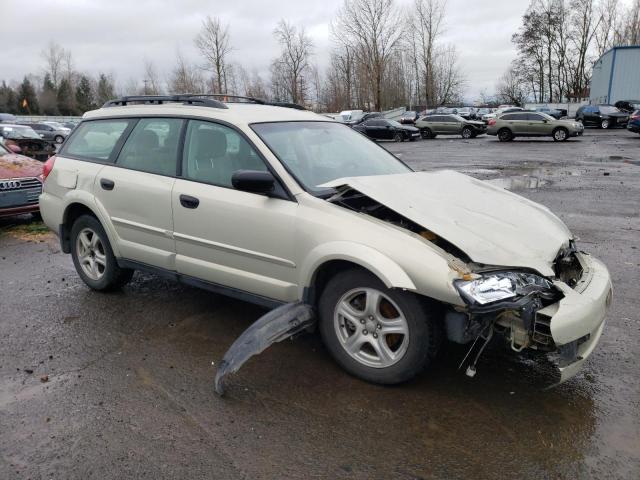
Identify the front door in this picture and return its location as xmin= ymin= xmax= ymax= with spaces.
xmin=172 ymin=119 xmax=299 ymax=302
xmin=94 ymin=117 xmax=183 ymax=270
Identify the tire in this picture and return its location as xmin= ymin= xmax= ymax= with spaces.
xmin=552 ymin=127 xmax=569 ymax=142
xmin=70 ymin=214 xmax=134 ymax=291
xmin=461 ymin=127 xmax=473 ymax=139
xmin=318 ymin=268 xmax=441 ymax=385
xmin=420 ymin=128 xmax=433 ymax=139
xmin=409 ymin=136 xmax=416 ymax=142
xmin=54 ymin=135 xmax=64 ymax=144
xmin=601 ymin=119 xmax=610 ymax=129
xmin=393 ymin=132 xmax=403 ymax=142
xmin=498 ymin=128 xmax=513 ymax=142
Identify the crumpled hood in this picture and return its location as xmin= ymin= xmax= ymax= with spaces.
xmin=325 ymin=171 xmax=572 ymax=276
xmin=0 ymin=153 xmax=44 ymax=179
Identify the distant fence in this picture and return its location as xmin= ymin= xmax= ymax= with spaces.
xmin=524 ymin=102 xmax=588 ymax=118
xmin=14 ymin=115 xmax=83 ymax=123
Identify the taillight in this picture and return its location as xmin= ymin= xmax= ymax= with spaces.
xmin=631 ymin=114 xmax=639 ymax=121
xmin=41 ymin=155 xmax=56 ymax=182
xmin=488 ymin=119 xmax=496 ymax=126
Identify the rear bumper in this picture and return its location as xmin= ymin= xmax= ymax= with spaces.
xmin=627 ymin=123 xmax=640 ymax=133
xmin=539 ymin=253 xmax=612 ymax=382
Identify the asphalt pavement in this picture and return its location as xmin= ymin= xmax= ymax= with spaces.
xmin=1 ymin=128 xmax=639 ymax=479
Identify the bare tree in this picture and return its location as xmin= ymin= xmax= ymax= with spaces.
xmin=595 ymin=0 xmax=620 ymax=55
xmin=495 ymin=66 xmax=529 ymax=106
xmin=41 ymin=41 xmax=66 ymax=87
xmin=143 ymin=60 xmax=162 ymax=95
xmin=194 ymin=16 xmax=233 ymax=93
xmin=411 ymin=0 xmax=446 ymax=106
xmin=169 ymin=51 xmax=204 ymax=94
xmin=334 ymin=0 xmax=402 ymax=110
xmin=272 ymin=19 xmax=313 ymax=104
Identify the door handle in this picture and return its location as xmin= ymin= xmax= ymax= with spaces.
xmin=100 ymin=178 xmax=115 ymax=190
xmin=180 ymin=194 xmax=200 ymax=209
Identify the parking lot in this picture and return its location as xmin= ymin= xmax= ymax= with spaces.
xmin=1 ymin=128 xmax=639 ymax=479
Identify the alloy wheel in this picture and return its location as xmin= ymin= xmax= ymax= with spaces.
xmin=333 ymin=287 xmax=410 ymax=368
xmin=76 ymin=228 xmax=107 ymax=280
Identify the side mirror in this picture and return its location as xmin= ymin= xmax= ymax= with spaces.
xmin=232 ymin=170 xmax=275 ymax=195
xmin=7 ymin=144 xmax=21 ymax=154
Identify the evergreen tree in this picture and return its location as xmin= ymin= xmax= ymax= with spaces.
xmin=75 ymin=75 xmax=95 ymax=113
xmin=96 ymin=73 xmax=115 ymax=106
xmin=0 ymin=82 xmax=18 ymax=114
xmin=40 ymin=73 xmax=59 ymax=115
xmin=57 ymin=78 xmax=76 ymax=115
xmin=17 ymin=77 xmax=39 ymax=114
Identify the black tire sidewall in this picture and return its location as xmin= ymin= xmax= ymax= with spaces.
xmin=498 ymin=128 xmax=512 ymax=141
xmin=318 ymin=269 xmax=435 ymax=385
xmin=70 ymin=215 xmax=128 ymax=291
xmin=462 ymin=127 xmax=472 ymax=138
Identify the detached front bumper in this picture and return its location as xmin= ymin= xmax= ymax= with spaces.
xmin=538 ymin=253 xmax=612 ymax=382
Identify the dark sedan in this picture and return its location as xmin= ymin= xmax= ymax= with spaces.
xmin=627 ymin=110 xmax=640 ymax=135
xmin=353 ymin=118 xmax=420 ymax=142
xmin=575 ymin=105 xmax=629 ymax=129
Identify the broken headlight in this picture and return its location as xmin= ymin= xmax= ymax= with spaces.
xmin=455 ymin=272 xmax=555 ymax=305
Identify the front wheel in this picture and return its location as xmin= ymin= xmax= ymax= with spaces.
xmin=601 ymin=119 xmax=610 ymax=129
xmin=393 ymin=132 xmax=403 ymax=142
xmin=552 ymin=127 xmax=569 ymax=141
xmin=70 ymin=215 xmax=134 ymax=291
xmin=461 ymin=127 xmax=473 ymax=139
xmin=54 ymin=135 xmax=64 ymax=144
xmin=318 ymin=268 xmax=441 ymax=385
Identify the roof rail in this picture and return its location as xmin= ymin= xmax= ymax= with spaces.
xmin=199 ymin=94 xmax=307 ymax=110
xmin=102 ymin=95 xmax=228 ymax=109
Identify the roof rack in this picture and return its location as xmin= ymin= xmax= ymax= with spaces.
xmin=102 ymin=93 xmax=307 ymax=111
xmin=102 ymin=95 xmax=228 ymax=109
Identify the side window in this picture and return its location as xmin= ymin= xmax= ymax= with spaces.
xmin=182 ymin=120 xmax=267 ymax=188
xmin=501 ymin=114 xmax=516 ymax=121
xmin=528 ymin=113 xmax=545 ymax=121
xmin=116 ymin=118 xmax=183 ymax=176
xmin=64 ymin=119 xmax=131 ymax=161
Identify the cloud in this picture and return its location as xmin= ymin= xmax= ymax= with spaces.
xmin=0 ymin=0 xmax=528 ymax=101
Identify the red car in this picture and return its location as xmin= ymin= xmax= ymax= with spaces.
xmin=0 ymin=142 xmax=44 ymax=218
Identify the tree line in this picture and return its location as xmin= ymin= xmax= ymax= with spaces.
xmin=0 ymin=0 xmax=463 ymax=116
xmin=496 ymin=0 xmax=640 ymax=106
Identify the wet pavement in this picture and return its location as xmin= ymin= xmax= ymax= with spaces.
xmin=1 ymin=128 xmax=639 ymax=479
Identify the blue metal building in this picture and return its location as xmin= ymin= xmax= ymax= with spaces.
xmin=590 ymin=45 xmax=640 ymax=104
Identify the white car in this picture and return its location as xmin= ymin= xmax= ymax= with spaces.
xmin=39 ymin=95 xmax=611 ymax=386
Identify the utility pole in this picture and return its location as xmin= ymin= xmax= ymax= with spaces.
xmin=143 ymin=79 xmax=149 ymax=95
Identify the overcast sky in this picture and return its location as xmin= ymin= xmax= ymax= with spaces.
xmin=1 ymin=0 xmax=534 ymax=101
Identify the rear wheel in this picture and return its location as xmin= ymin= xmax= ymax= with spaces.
xmin=461 ymin=127 xmax=473 ymax=139
xmin=318 ymin=268 xmax=441 ymax=385
xmin=420 ymin=128 xmax=432 ymax=139
xmin=552 ymin=127 xmax=569 ymax=141
xmin=70 ymin=215 xmax=133 ymax=291
xmin=54 ymin=135 xmax=64 ymax=144
xmin=498 ymin=128 xmax=513 ymax=142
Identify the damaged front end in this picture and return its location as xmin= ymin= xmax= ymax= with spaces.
xmin=447 ymin=246 xmax=611 ymax=384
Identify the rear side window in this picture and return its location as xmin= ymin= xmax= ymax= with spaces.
xmin=64 ymin=120 xmax=131 ymax=161
xmin=116 ymin=118 xmax=183 ymax=176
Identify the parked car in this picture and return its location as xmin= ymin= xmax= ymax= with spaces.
xmin=61 ymin=122 xmax=79 ymax=130
xmin=627 ymin=110 xmax=640 ymax=135
xmin=0 ymin=124 xmax=56 ymax=161
xmin=0 ymin=113 xmax=17 ymax=123
xmin=415 ymin=114 xmax=487 ymax=139
xmin=614 ymin=100 xmax=640 ymax=114
xmin=482 ymin=107 xmax=523 ymax=122
xmin=338 ymin=110 xmax=364 ymax=123
xmin=353 ymin=118 xmax=420 ymax=141
xmin=21 ymin=122 xmax=70 ymax=144
xmin=399 ymin=111 xmax=419 ymax=124
xmin=575 ymin=105 xmax=629 ymax=129
xmin=0 ymin=142 xmax=43 ymax=218
xmin=39 ymin=94 xmax=611 ymax=387
xmin=487 ymin=111 xmax=584 ymax=141
xmin=346 ymin=112 xmax=382 ymax=126
xmin=454 ymin=107 xmax=477 ymax=120
xmin=534 ymin=106 xmax=563 ymax=119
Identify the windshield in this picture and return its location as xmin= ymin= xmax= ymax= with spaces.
xmin=2 ymin=126 xmax=41 ymax=139
xmin=252 ymin=121 xmax=412 ymax=192
xmin=600 ymin=105 xmax=620 ymax=114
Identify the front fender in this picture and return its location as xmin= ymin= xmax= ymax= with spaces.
xmin=299 ymin=241 xmax=417 ymax=299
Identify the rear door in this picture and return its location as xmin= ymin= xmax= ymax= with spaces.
xmin=93 ymin=117 xmax=183 ymax=270
xmin=172 ymin=120 xmax=299 ymax=302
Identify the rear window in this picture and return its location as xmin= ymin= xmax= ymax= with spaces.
xmin=63 ymin=120 xmax=131 ymax=161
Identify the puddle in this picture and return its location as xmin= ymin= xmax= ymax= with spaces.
xmin=594 ymin=155 xmax=639 ymax=165
xmin=486 ymin=176 xmax=549 ymax=190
